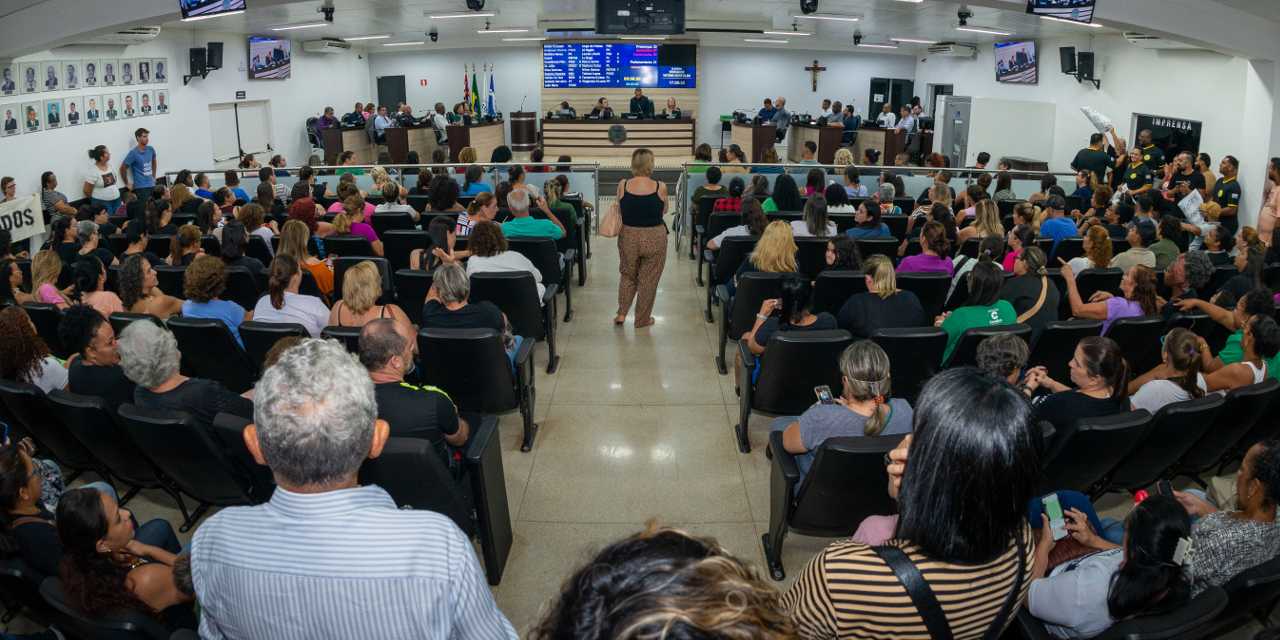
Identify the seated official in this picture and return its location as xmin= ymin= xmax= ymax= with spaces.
xmin=837 ymin=254 xmax=926 ymax=339
xmin=360 ymin=318 xmax=474 ymax=478
xmin=629 ymin=88 xmax=654 ymax=117
xmin=707 ymin=198 xmax=769 ymax=251
xmin=69 ymin=255 xmax=123 ymax=319
xmin=736 ymin=273 xmax=837 ymax=390
xmin=1128 ymin=328 xmax=1207 ymax=414
xmin=117 ymin=254 xmax=184 ymax=320
xmin=1201 ymin=315 xmax=1280 ymax=395
xmin=502 ymin=189 xmax=565 ymax=240
xmin=188 ymin=339 xmax=517 ymax=640
xmin=57 ymin=304 xmax=136 ymax=410
xmin=1061 ymin=262 xmax=1158 ymax=334
xmin=728 ymin=220 xmax=797 ymax=297
xmin=589 ymin=97 xmax=614 ymax=119
xmin=783 ymin=368 xmax=1037 ymax=639
xmin=328 ymin=260 xmax=412 ymax=330
xmin=937 ymin=261 xmax=1015 ymax=362
xmin=769 ymin=340 xmax=912 ymax=488
xmin=254 ymin=255 xmax=330 ymax=338
xmin=117 ymin=320 xmax=254 ymax=427
xmin=1027 ymin=336 xmax=1131 ymax=432
xmin=0 ymin=306 xmax=68 ymax=393
xmin=182 ymin=255 xmax=252 ymax=348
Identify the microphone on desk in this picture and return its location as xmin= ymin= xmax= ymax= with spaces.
xmin=519 ymin=95 xmax=527 ymax=112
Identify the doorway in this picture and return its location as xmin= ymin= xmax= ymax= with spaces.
xmin=207 ymin=100 xmax=273 ymax=167
xmin=377 ymin=76 xmax=407 ymax=111
xmin=927 ymin=84 xmax=953 ymax=117
xmin=868 ymin=78 xmax=915 ymax=122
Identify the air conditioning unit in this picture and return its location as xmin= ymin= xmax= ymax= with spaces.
xmin=303 ymin=39 xmax=352 ymax=54
xmin=1123 ymin=32 xmax=1199 ymax=50
xmin=928 ymin=43 xmax=977 ymax=58
xmin=83 ymin=26 xmax=162 ymax=45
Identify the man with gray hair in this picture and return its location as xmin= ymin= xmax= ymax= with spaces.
xmin=75 ymin=219 xmax=118 ymax=266
xmin=188 ymin=338 xmax=515 ymax=640
xmin=500 ymin=187 xmax=565 ymax=240
xmin=360 ymin=318 xmax=471 ymax=478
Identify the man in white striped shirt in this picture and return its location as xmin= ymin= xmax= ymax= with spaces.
xmin=189 ymin=339 xmax=517 ymax=640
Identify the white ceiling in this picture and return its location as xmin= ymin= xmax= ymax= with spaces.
xmin=157 ymin=0 xmax=1125 ymax=52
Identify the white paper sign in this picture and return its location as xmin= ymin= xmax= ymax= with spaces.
xmin=0 ymin=195 xmax=42 ymax=242
xmin=1179 ymin=189 xmax=1205 ymax=224
xmin=873 ymin=94 xmax=884 ymax=102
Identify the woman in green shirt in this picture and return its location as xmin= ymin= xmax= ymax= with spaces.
xmin=688 ymin=143 xmax=713 ymax=174
xmin=763 ymin=174 xmax=802 ymax=213
xmin=938 ymin=261 xmax=1017 ymax=362
xmin=690 ymin=166 xmax=726 ymax=215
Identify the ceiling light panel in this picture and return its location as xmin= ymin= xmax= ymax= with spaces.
xmin=343 ymin=34 xmax=392 ymax=41
xmin=272 ymin=22 xmax=328 ymax=30
xmin=789 ymin=14 xmax=862 ymax=22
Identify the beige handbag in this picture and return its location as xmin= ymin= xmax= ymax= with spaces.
xmin=1016 ymin=276 xmax=1048 ymax=323
xmin=600 ymin=200 xmax=623 ymax=238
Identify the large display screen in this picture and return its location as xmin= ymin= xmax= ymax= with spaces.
xmin=542 ymin=44 xmax=696 ymax=89
xmin=1026 ymin=0 xmax=1095 ymax=24
xmin=181 ymin=0 xmax=247 ymax=20
xmin=995 ymin=41 xmax=1038 ymax=84
xmin=248 ymin=37 xmax=290 ymax=80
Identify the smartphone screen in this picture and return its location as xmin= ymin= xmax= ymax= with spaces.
xmin=1042 ymin=493 xmax=1069 ymax=541
xmin=814 ymin=385 xmax=834 ymax=405
xmin=1158 ymin=481 xmax=1173 ymax=497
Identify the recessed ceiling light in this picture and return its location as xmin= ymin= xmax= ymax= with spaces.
xmin=955 ymin=26 xmax=1012 ymax=36
xmin=620 ymin=36 xmax=667 ymax=40
xmin=342 ymin=34 xmax=392 ymax=41
xmin=889 ymin=0 xmax=924 ymax=2
xmin=503 ymin=37 xmax=547 ymax=41
xmin=744 ymin=38 xmax=788 ymax=43
xmin=790 ymin=13 xmax=861 ymax=21
xmin=1040 ymin=15 xmax=1102 ymax=27
xmin=857 ymin=43 xmax=899 ymax=48
xmin=890 ymin=37 xmax=938 ymax=44
xmin=272 ymin=22 xmax=328 ymax=30
xmin=429 ymin=11 xmax=495 ymax=18
xmin=763 ymin=30 xmax=810 ymax=36
xmin=383 ymin=41 xmax=425 ymax=46
xmin=182 ymin=9 xmax=244 ymax=21
xmin=478 ymin=28 xmax=529 ymax=33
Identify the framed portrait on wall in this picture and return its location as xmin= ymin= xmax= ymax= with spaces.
xmin=121 ymin=91 xmax=137 ymax=118
xmin=43 ymin=98 xmax=62 ymax=129
xmin=120 ymin=59 xmax=134 ymax=86
xmin=154 ymin=88 xmax=169 ymax=114
xmin=101 ymin=59 xmax=118 ymax=87
xmin=82 ymin=59 xmax=100 ymax=88
xmin=102 ymin=93 xmax=120 ymax=121
xmin=1 ymin=65 xmax=16 ymax=97
xmin=138 ymin=60 xmax=152 ymax=84
xmin=84 ymin=95 xmax=102 ymax=123
xmin=138 ymin=90 xmax=153 ymax=116
xmin=153 ymin=58 xmax=168 ymax=84
xmin=19 ymin=62 xmax=39 ymax=94
xmin=0 ymin=103 xmax=19 ymax=137
xmin=65 ymin=97 xmax=82 ymax=125
xmin=21 ymin=101 xmax=42 ymax=132
xmin=64 ymin=61 xmax=81 ymax=90
xmin=39 ymin=61 xmax=60 ymax=92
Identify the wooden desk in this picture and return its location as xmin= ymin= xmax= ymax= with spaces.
xmin=383 ymin=124 xmax=442 ymax=164
xmin=786 ymin=123 xmax=843 ymax=164
xmin=445 ymin=120 xmax=506 ymax=163
xmin=1004 ymin=156 xmax=1049 ymax=172
xmin=731 ymin=122 xmax=778 ymax=162
xmin=321 ymin=128 xmax=374 ymax=166
xmin=541 ymin=118 xmax=696 ymax=159
xmin=852 ymin=126 xmax=907 ymax=168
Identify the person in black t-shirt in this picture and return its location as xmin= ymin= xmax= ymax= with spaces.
xmin=1211 ymin=156 xmax=1242 ymax=234
xmin=1071 ymin=133 xmax=1113 ymax=185
xmin=58 ymin=305 xmax=137 ymax=410
xmin=359 ymin=318 xmax=471 ymax=479
xmin=1165 ymin=151 xmax=1207 ymax=207
xmin=1121 ymin=148 xmax=1153 ymax=197
xmin=1024 ymin=335 xmax=1131 ymax=433
xmin=1136 ymin=129 xmax=1166 ymax=178
xmin=420 ymin=263 xmax=523 ymax=367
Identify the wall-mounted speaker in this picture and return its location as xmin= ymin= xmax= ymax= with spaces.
xmin=206 ymin=42 xmax=224 ymax=70
xmin=1059 ymin=46 xmax=1077 ymax=74
xmin=1077 ymin=51 xmax=1095 ymax=81
xmin=189 ymin=48 xmax=207 ymax=77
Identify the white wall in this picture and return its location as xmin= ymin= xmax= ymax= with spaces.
xmin=967 ymin=97 xmax=1057 ymax=167
xmin=0 ymin=28 xmax=371 ymax=199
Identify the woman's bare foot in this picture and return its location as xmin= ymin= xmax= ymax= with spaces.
xmin=613 ymin=315 xmax=626 ymax=325
xmin=635 ymin=317 xmax=656 ymax=328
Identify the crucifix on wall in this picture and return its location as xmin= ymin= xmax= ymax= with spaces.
xmin=805 ymin=60 xmax=826 ymax=92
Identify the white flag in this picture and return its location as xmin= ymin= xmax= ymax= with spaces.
xmin=0 ymin=194 xmax=41 ymax=242
xmin=1080 ymin=106 xmax=1111 ymax=134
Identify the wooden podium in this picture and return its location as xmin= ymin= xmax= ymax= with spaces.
xmin=786 ymin=122 xmax=844 ymax=164
xmin=730 ymin=122 xmax=778 ymax=162
xmin=445 ymin=120 xmax=507 ymax=162
xmin=852 ymin=126 xmax=908 ymax=168
xmin=322 ymin=128 xmax=374 ymax=166
xmin=383 ymin=124 xmax=441 ymax=163
xmin=510 ymin=112 xmax=537 ymax=154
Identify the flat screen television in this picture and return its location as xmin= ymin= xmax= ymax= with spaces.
xmin=542 ymin=43 xmax=696 ymax=88
xmin=248 ymin=37 xmax=290 ymax=80
xmin=180 ymin=0 xmax=246 ymax=20
xmin=994 ymin=41 xmax=1038 ymax=84
xmin=595 ymin=0 xmax=685 ymax=35
xmin=1026 ymin=0 xmax=1096 ymax=24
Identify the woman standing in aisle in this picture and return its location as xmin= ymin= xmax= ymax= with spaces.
xmin=615 ymin=148 xmax=668 ymax=329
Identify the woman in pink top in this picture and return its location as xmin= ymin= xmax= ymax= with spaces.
xmin=1258 ymin=158 xmax=1280 ymax=244
xmin=897 ymin=222 xmax=955 ymax=276
xmin=326 ymin=183 xmax=375 ymax=216
xmin=30 ymin=250 xmax=69 ymax=308
xmin=70 ymin=256 xmax=123 ymax=319
xmin=332 ymin=195 xmax=384 ymax=256
xmin=1002 ymin=224 xmax=1035 ymax=271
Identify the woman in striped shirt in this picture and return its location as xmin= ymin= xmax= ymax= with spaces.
xmin=782 ymin=368 xmax=1039 ymax=640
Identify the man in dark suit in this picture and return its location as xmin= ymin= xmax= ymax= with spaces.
xmin=1014 ymin=47 xmax=1030 ymax=68
xmin=629 ymin=88 xmax=653 ymax=118
xmin=3 ymin=110 xmax=16 ymax=133
xmin=1 ymin=69 xmax=13 ymax=92
xmin=106 ymin=98 xmax=117 ymax=119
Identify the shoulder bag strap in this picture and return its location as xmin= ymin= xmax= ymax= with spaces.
xmin=981 ymin=532 xmax=1028 ymax=640
xmin=11 ymin=516 xmax=52 ymax=528
xmin=871 ymin=545 xmax=954 ymax=640
xmin=1016 ymin=276 xmax=1048 ymax=324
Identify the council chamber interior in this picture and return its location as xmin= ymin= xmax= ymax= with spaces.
xmin=1 ymin=0 xmax=1280 ymax=638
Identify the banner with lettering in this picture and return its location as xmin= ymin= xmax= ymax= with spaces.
xmin=0 ymin=195 xmax=41 ymax=242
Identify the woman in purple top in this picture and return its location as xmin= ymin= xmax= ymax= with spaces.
xmin=333 ymin=195 xmax=384 ymax=256
xmin=1060 ymin=261 xmax=1159 ymax=333
xmin=896 ymin=221 xmax=954 ymax=276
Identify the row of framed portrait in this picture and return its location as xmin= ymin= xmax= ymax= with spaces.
xmin=1 ymin=90 xmax=172 ymax=136
xmin=1 ymin=58 xmax=170 ymax=97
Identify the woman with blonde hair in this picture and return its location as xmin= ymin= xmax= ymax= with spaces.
xmin=956 ymin=200 xmax=1002 ymax=244
xmin=837 ymin=254 xmax=927 ymax=339
xmin=1013 ymin=201 xmax=1040 ymax=234
xmin=614 ymin=148 xmax=669 ymax=328
xmin=277 ymin=219 xmax=334 ymax=296
xmin=31 ymin=249 xmax=69 ymax=308
xmin=728 ymin=220 xmax=796 ymax=297
xmin=1066 ymin=225 xmax=1114 ymax=273
xmin=170 ymin=183 xmax=196 ymax=214
xmin=833 ymin=148 xmax=855 ymax=169
xmin=456 ymin=147 xmax=477 ymax=173
xmin=167 ymin=226 xmax=203 ymax=267
xmin=332 ymin=195 xmax=384 ymax=256
xmin=326 ymin=260 xmax=411 ymax=329
xmin=371 ymin=166 xmax=408 ymax=199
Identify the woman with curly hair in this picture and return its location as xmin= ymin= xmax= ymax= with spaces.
xmin=1066 ymin=225 xmax=1114 ymax=273
xmin=285 ymin=197 xmax=333 ymax=238
xmin=461 ymin=220 xmax=545 ymax=301
xmin=277 ymin=219 xmax=333 ymax=296
xmin=533 ymin=523 xmax=798 ymax=640
xmin=117 ymin=255 xmax=183 ymax=320
xmin=1157 ymin=251 xmax=1212 ymax=320
xmin=426 ymin=174 xmax=464 ymax=213
xmin=57 ymin=303 xmax=136 ymax=409
xmin=331 ymin=196 xmax=384 ymax=257
xmin=0 ymin=305 xmax=68 ymax=392
xmin=56 ymin=487 xmax=194 ymax=630
xmin=182 ymin=255 xmax=251 ymax=347
xmin=1 ymin=258 xmax=33 ymax=306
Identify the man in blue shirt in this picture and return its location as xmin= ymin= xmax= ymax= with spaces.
xmin=1038 ymin=195 xmax=1078 ymax=251
xmin=772 ymin=96 xmax=789 ymax=143
xmin=894 ymin=106 xmax=916 ymax=136
xmin=372 ymin=105 xmax=395 ymax=144
xmin=757 ymin=98 xmax=777 ymax=122
xmin=120 ymin=127 xmax=156 ymax=203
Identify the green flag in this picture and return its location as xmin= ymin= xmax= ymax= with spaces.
xmin=471 ymin=72 xmax=480 ymax=114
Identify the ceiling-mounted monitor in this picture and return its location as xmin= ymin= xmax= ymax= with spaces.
xmin=248 ymin=36 xmax=290 ymax=79
xmin=1026 ymin=0 xmax=1096 ymax=24
xmin=596 ymin=0 xmax=686 ymax=35
xmin=180 ymin=0 xmax=247 ymax=20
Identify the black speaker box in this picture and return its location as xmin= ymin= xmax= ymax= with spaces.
xmin=206 ymin=42 xmax=224 ymax=70
xmin=189 ymin=48 xmax=207 ymax=77
xmin=1077 ymin=51 xmax=1095 ymax=80
xmin=1059 ymin=46 xmax=1077 ymax=74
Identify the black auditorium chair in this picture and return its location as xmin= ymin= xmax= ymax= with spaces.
xmin=393 ymin=269 xmax=434 ymax=327
xmin=703 ymin=235 xmax=758 ymax=323
xmin=370 ymin=211 xmax=417 ymax=235
xmin=1207 ymin=555 xmax=1280 ymax=633
xmin=714 ymin=272 xmax=785 ymax=375
xmin=238 ymin=321 xmax=311 ymax=372
xmin=1037 ymin=411 xmax=1151 ymax=496
xmin=0 ymin=557 xmax=64 ymax=627
xmin=1173 ymin=379 xmax=1280 ymax=486
xmin=167 ymin=317 xmax=257 ymax=394
xmin=1015 ymin=587 xmax=1225 ymax=640
xmin=793 ymin=238 xmax=830 ymax=279
xmin=955 ymin=237 xmax=981 ymax=260
xmin=1201 ymin=265 xmax=1239 ymax=300
xmin=145 ymin=235 xmax=173 ymax=258
xmin=469 ymin=272 xmax=560 ymax=374
xmin=406 ymin=195 xmax=430 ymax=213
xmin=212 ymin=413 xmax=276 ymax=503
xmin=812 ymin=271 xmax=868 ymax=317
xmin=829 ymin=215 xmax=857 ymax=235
xmin=1102 ymin=395 xmax=1224 ymax=497
xmin=893 ymin=198 xmax=915 ymax=215
xmin=762 ymin=430 xmax=905 ymax=581
xmin=0 ymin=380 xmax=103 ymax=482
xmin=152 ymin=265 xmax=186 ymax=299
xmin=1103 ymin=315 xmax=1165 ymax=373
xmin=418 ymin=328 xmax=538 ymax=452
xmin=1074 ymin=268 xmax=1123 ymax=302
xmin=507 ymin=237 xmax=575 ymax=322
xmin=882 ymin=215 xmax=908 ymax=239
xmin=942 ymin=323 xmax=1031 ymax=369
xmin=735 ymin=330 xmax=852 ymax=453
xmin=1164 ymin=309 xmax=1211 ymax=333
xmin=1048 ymin=237 xmax=1085 ymax=264
xmin=332 ymin=257 xmax=393 ymax=305
xmin=360 ymin=421 xmax=514 ymax=585
xmin=322 ymin=235 xmax=378 ymax=258
xmin=20 ymin=302 xmax=69 ymax=360
xmin=896 ymin=271 xmax=950 ymax=321
xmin=382 ymin=230 xmax=430 ymax=272
xmin=1212 ymin=389 xmax=1280 ymax=473
xmin=246 ymin=236 xmax=273 ymax=266
xmin=1027 ymin=319 xmax=1104 ymax=383
xmin=107 ymin=312 xmax=164 ymax=338
xmin=116 ymin=404 xmax=259 ymax=532
xmin=320 ymin=326 xmax=362 ymax=355
xmin=201 ymin=234 xmax=221 ymax=257
xmin=107 ymin=234 xmax=130 ymax=256
xmin=869 ymin=327 xmax=948 ymax=404
xmin=696 ymin=213 xmax=741 ymax=287
xmin=40 ymin=576 xmax=173 ymax=640
xmin=223 ymin=266 xmax=262 ymax=311
xmin=853 ymin=238 xmax=899 ymax=262
xmin=692 ymin=194 xmax=725 ymax=260
xmin=46 ymin=390 xmax=174 ymax=508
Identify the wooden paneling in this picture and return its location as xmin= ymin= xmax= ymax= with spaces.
xmin=540 ymin=41 xmax=700 ymax=119
xmin=542 ymin=119 xmax=696 ymax=159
